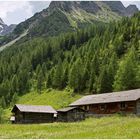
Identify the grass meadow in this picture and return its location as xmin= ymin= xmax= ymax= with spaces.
xmin=0 ymin=116 xmax=140 ymax=139
xmin=1 ymin=90 xmax=140 ymax=139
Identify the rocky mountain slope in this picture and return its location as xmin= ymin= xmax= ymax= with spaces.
xmin=0 ymin=1 xmax=139 ymax=46
xmin=0 ymin=18 xmax=16 ymax=36
xmin=14 ymin=1 xmax=139 ymax=37
xmin=103 ymin=1 xmax=139 ymax=16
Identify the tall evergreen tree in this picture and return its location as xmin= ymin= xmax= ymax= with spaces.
xmin=52 ymin=60 xmax=63 ymax=89
xmin=1 ymin=96 xmax=6 ymax=109
xmin=69 ymin=58 xmax=83 ymax=92
xmin=37 ymin=67 xmax=44 ymax=93
xmin=113 ymin=47 xmax=139 ymax=91
xmin=0 ymin=107 xmax=3 ymax=123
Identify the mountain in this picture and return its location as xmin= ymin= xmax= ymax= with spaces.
xmin=0 ymin=1 xmax=139 ymax=46
xmin=15 ymin=1 xmax=139 ymax=37
xmin=126 ymin=4 xmax=139 ymax=17
xmin=103 ymin=1 xmax=139 ymax=16
xmin=0 ymin=18 xmax=16 ymax=36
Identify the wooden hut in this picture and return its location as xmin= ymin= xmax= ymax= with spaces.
xmin=11 ymin=104 xmax=57 ymax=124
xmin=70 ymin=89 xmax=140 ymax=115
xmin=57 ymin=107 xmax=85 ymax=122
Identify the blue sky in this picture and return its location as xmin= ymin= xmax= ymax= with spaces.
xmin=0 ymin=1 xmax=139 ymax=25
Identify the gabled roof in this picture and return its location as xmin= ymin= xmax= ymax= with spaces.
xmin=12 ymin=104 xmax=57 ymax=114
xmin=70 ymin=89 xmax=140 ymax=106
xmin=57 ymin=107 xmax=77 ymax=112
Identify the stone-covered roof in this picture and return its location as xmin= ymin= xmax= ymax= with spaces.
xmin=57 ymin=107 xmax=77 ymax=112
xmin=12 ymin=104 xmax=57 ymax=114
xmin=70 ymin=89 xmax=140 ymax=106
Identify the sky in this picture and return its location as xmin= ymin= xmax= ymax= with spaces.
xmin=0 ymin=1 xmax=139 ymax=25
xmin=0 ymin=1 xmax=51 ymax=25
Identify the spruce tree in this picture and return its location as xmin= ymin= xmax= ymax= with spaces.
xmin=69 ymin=58 xmax=83 ymax=92
xmin=52 ymin=60 xmax=63 ymax=89
xmin=37 ymin=67 xmax=44 ymax=94
xmin=0 ymin=107 xmax=3 ymax=123
xmin=113 ymin=47 xmax=138 ymax=91
xmin=1 ymin=96 xmax=6 ymax=109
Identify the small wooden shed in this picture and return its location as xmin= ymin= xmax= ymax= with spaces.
xmin=57 ymin=107 xmax=85 ymax=122
xmin=11 ymin=104 xmax=57 ymax=124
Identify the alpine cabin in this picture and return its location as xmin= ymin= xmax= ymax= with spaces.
xmin=70 ymin=89 xmax=140 ymax=115
xmin=57 ymin=107 xmax=85 ymax=122
xmin=11 ymin=104 xmax=57 ymax=124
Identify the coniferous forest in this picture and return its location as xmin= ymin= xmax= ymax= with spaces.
xmin=0 ymin=12 xmax=140 ymax=108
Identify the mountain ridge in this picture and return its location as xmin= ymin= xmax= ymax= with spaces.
xmin=0 ymin=1 xmax=139 ymax=46
xmin=0 ymin=18 xmax=16 ymax=36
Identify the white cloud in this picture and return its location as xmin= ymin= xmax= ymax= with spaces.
xmin=0 ymin=1 xmax=33 ymax=24
xmin=121 ymin=1 xmax=140 ymax=9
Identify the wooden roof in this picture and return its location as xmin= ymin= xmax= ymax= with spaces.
xmin=12 ymin=104 xmax=57 ymax=114
xmin=57 ymin=107 xmax=77 ymax=112
xmin=70 ymin=89 xmax=140 ymax=106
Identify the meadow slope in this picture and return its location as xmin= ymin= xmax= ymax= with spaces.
xmin=0 ymin=116 xmax=140 ymax=139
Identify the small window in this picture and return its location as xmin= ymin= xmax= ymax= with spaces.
xmin=120 ymin=102 xmax=126 ymax=109
xmin=100 ymin=104 xmax=106 ymax=110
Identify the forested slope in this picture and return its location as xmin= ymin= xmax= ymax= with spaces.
xmin=0 ymin=12 xmax=140 ymax=109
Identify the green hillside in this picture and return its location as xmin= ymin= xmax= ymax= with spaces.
xmin=0 ymin=12 xmax=140 ymax=109
xmin=17 ymin=89 xmax=81 ymax=109
xmin=0 ymin=116 xmax=140 ymax=138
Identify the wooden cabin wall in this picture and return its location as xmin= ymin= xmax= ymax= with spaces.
xmin=67 ymin=109 xmax=85 ymax=122
xmin=57 ymin=109 xmax=85 ymax=122
xmin=57 ymin=112 xmax=67 ymax=122
xmin=136 ymin=99 xmax=140 ymax=115
xmin=14 ymin=109 xmax=24 ymax=124
xmin=14 ymin=110 xmax=54 ymax=123
xmin=23 ymin=112 xmax=54 ymax=123
xmin=80 ymin=101 xmax=136 ymax=114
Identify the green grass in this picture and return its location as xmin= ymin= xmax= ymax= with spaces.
xmin=0 ymin=116 xmax=140 ymax=138
xmin=17 ymin=89 xmax=81 ymax=109
xmin=1 ymin=90 xmax=140 ymax=138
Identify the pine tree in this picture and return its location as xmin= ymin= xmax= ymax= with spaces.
xmin=46 ymin=73 xmax=52 ymax=88
xmin=69 ymin=59 xmax=83 ymax=92
xmin=37 ymin=67 xmax=44 ymax=93
xmin=11 ymin=75 xmax=19 ymax=94
xmin=1 ymin=96 xmax=6 ymax=109
xmin=10 ymin=93 xmax=18 ymax=106
xmin=113 ymin=47 xmax=138 ymax=91
xmin=89 ymin=68 xmax=96 ymax=93
xmin=107 ymin=52 xmax=118 ymax=91
xmin=52 ymin=60 xmax=63 ymax=89
xmin=97 ymin=66 xmax=110 ymax=93
xmin=62 ymin=67 xmax=69 ymax=89
xmin=0 ymin=107 xmax=3 ymax=123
